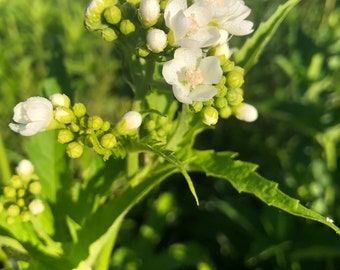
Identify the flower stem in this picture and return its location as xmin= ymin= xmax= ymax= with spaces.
xmin=0 ymin=133 xmax=11 ymax=184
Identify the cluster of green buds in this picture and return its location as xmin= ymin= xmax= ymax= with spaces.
xmin=190 ymin=47 xmax=258 ymax=125
xmin=0 ymin=160 xmax=44 ymax=224
xmin=84 ymin=0 xmax=168 ymax=55
xmin=143 ymin=114 xmax=169 ymax=143
xmin=50 ymin=94 xmax=143 ymax=160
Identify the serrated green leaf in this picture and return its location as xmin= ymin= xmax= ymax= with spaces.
xmin=233 ymin=0 xmax=301 ymax=70
xmin=191 ymin=150 xmax=340 ymax=235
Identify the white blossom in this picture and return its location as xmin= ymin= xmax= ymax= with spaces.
xmin=162 ymin=48 xmax=222 ymax=104
xmin=235 ymin=103 xmax=258 ymax=122
xmin=146 ymin=29 xmax=167 ymax=53
xmin=9 ymin=97 xmax=53 ymax=136
xmin=50 ymin=93 xmax=71 ymax=108
xmin=164 ymin=0 xmax=220 ymax=48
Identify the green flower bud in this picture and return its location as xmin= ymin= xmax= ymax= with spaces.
xmin=191 ymin=101 xmax=203 ymax=112
xmin=21 ymin=211 xmax=31 ymax=222
xmin=137 ymin=46 xmax=150 ymax=57
xmin=215 ymin=84 xmax=227 ymax=98
xmin=66 ymin=142 xmax=84 ymax=158
xmin=7 ymin=204 xmax=20 ymax=217
xmin=222 ymin=60 xmax=235 ymax=73
xmin=100 ymin=133 xmax=117 ymax=149
xmin=17 ymin=198 xmax=25 ymax=207
xmin=120 ymin=19 xmax=135 ymax=35
xmin=29 ymin=181 xmax=42 ymax=195
xmin=73 ymin=103 xmax=87 ymax=118
xmin=58 ymin=129 xmax=74 ymax=144
xmin=10 ymin=175 xmax=23 ymax=188
xmin=79 ymin=116 xmax=88 ymax=128
xmin=104 ymin=5 xmax=121 ymax=24
xmin=70 ymin=123 xmax=80 ymax=133
xmin=55 ymin=107 xmax=75 ymax=124
xmin=17 ymin=189 xmax=26 ymax=198
xmin=226 ymin=88 xmax=244 ymax=106
xmin=88 ymin=116 xmax=104 ymax=130
xmin=215 ymin=97 xmax=228 ymax=109
xmin=157 ymin=128 xmax=167 ymax=137
xmin=102 ymin=121 xmax=111 ymax=131
xmin=50 ymin=93 xmax=71 ymax=108
xmin=203 ymin=98 xmax=214 ymax=107
xmin=167 ymin=30 xmax=175 ymax=46
xmin=226 ymin=70 xmax=244 ymax=89
xmin=101 ymin=27 xmax=118 ymax=42
xmin=146 ymin=119 xmax=156 ymax=131
xmin=4 ymin=186 xmax=16 ymax=198
xmin=157 ymin=116 xmax=168 ymax=126
xmin=201 ymin=107 xmax=219 ymax=126
xmin=84 ymin=0 xmax=118 ymax=31
xmin=219 ymin=106 xmax=232 ymax=119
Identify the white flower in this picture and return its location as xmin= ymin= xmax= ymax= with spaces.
xmin=122 ymin=111 xmax=143 ymax=130
xmin=146 ymin=29 xmax=167 ymax=53
xmin=16 ymin=159 xmax=34 ymax=176
xmin=164 ymin=0 xmax=220 ymax=48
xmin=9 ymin=97 xmax=53 ymax=136
xmin=235 ymin=103 xmax=258 ymax=122
xmin=197 ymin=0 xmax=253 ymax=43
xmin=162 ymin=48 xmax=222 ymax=104
xmin=139 ymin=0 xmax=160 ymax=26
xmin=28 ymin=199 xmax=45 ymax=215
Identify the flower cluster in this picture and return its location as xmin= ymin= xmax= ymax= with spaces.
xmin=0 ymin=160 xmax=44 ymax=224
xmin=9 ymin=94 xmax=143 ymax=160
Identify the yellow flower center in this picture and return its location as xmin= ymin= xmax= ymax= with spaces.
xmin=186 ymin=67 xmax=203 ymax=89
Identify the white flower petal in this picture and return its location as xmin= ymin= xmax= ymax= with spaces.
xmin=164 ymin=0 xmax=188 ymax=26
xmin=172 ymin=84 xmax=192 ymax=104
xmin=222 ymin=20 xmax=253 ymax=36
xmin=188 ymin=85 xmax=218 ymax=101
xmin=199 ymin=56 xmax=223 ymax=84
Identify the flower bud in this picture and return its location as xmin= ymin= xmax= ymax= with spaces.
xmin=55 ymin=107 xmax=75 ymax=124
xmin=16 ymin=159 xmax=34 ymax=176
xmin=222 ymin=60 xmax=235 ymax=73
xmin=100 ymin=133 xmax=117 ymax=149
xmin=235 ymin=103 xmax=258 ymax=122
xmin=73 ymin=103 xmax=87 ymax=118
xmin=201 ymin=107 xmax=219 ymax=126
xmin=117 ymin=111 xmax=142 ymax=134
xmin=50 ymin=93 xmax=71 ymax=108
xmin=85 ymin=0 xmax=118 ymax=31
xmin=214 ymin=97 xmax=228 ymax=109
xmin=101 ymin=27 xmax=118 ymax=41
xmin=214 ymin=44 xmax=231 ymax=63
xmin=139 ymin=0 xmax=160 ymax=27
xmin=146 ymin=29 xmax=167 ymax=53
xmin=17 ymin=198 xmax=25 ymax=207
xmin=17 ymin=189 xmax=26 ymax=197
xmin=145 ymin=119 xmax=156 ymax=131
xmin=7 ymin=204 xmax=20 ymax=217
xmin=58 ymin=129 xmax=74 ymax=144
xmin=226 ymin=88 xmax=243 ymax=106
xmin=219 ymin=106 xmax=232 ymax=119
xmin=88 ymin=116 xmax=104 ymax=130
xmin=4 ymin=186 xmax=16 ymax=198
xmin=102 ymin=121 xmax=111 ymax=131
xmin=104 ymin=5 xmax=121 ymax=24
xmin=29 ymin=181 xmax=42 ymax=195
xmin=137 ymin=46 xmax=150 ymax=57
xmin=28 ymin=199 xmax=45 ymax=215
xmin=226 ymin=69 xmax=244 ymax=89
xmin=120 ymin=20 xmax=135 ymax=35
xmin=191 ymin=101 xmax=203 ymax=112
xmin=66 ymin=142 xmax=84 ymax=158
xmin=10 ymin=176 xmax=23 ymax=188
xmin=21 ymin=211 xmax=31 ymax=222
xmin=215 ymin=84 xmax=227 ymax=97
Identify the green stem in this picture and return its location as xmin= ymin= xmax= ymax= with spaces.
xmin=0 ymin=133 xmax=11 ymax=184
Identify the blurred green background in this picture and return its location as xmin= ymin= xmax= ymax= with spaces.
xmin=1 ymin=0 xmax=340 ymax=269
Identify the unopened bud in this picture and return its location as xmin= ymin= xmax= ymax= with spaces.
xmin=117 ymin=111 xmax=142 ymax=134
xmin=10 ymin=176 xmax=23 ymax=188
xmin=58 ymin=129 xmax=74 ymax=144
xmin=50 ymin=93 xmax=71 ymax=108
xmin=226 ymin=69 xmax=244 ymax=89
xmin=88 ymin=116 xmax=104 ymax=130
xmin=4 ymin=186 xmax=16 ymax=198
xmin=101 ymin=27 xmax=118 ymax=41
xmin=102 ymin=121 xmax=111 ymax=131
xmin=7 ymin=204 xmax=20 ymax=217
xmin=29 ymin=181 xmax=42 ymax=195
xmin=66 ymin=142 xmax=84 ymax=158
xmin=73 ymin=103 xmax=87 ymax=118
xmin=219 ymin=106 xmax=232 ymax=119
xmin=214 ymin=43 xmax=231 ymax=63
xmin=222 ymin=60 xmax=235 ymax=73
xmin=17 ymin=198 xmax=25 ymax=207
xmin=85 ymin=0 xmax=118 ymax=31
xmin=235 ymin=103 xmax=258 ymax=122
xmin=104 ymin=5 xmax=122 ymax=24
xmin=55 ymin=107 xmax=75 ymax=124
xmin=214 ymin=97 xmax=228 ymax=109
xmin=191 ymin=101 xmax=203 ymax=112
xmin=201 ymin=107 xmax=219 ymax=126
xmin=28 ymin=199 xmax=45 ymax=215
xmin=139 ymin=0 xmax=160 ymax=27
xmin=16 ymin=159 xmax=34 ymax=176
xmin=146 ymin=29 xmax=167 ymax=53
xmin=226 ymin=88 xmax=243 ymax=106
xmin=100 ymin=133 xmax=117 ymax=149
xmin=120 ymin=20 xmax=135 ymax=35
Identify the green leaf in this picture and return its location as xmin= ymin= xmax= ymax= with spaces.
xmin=191 ymin=150 xmax=340 ymax=235
xmin=233 ymin=0 xmax=301 ymax=70
xmin=67 ymin=164 xmax=177 ymax=268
